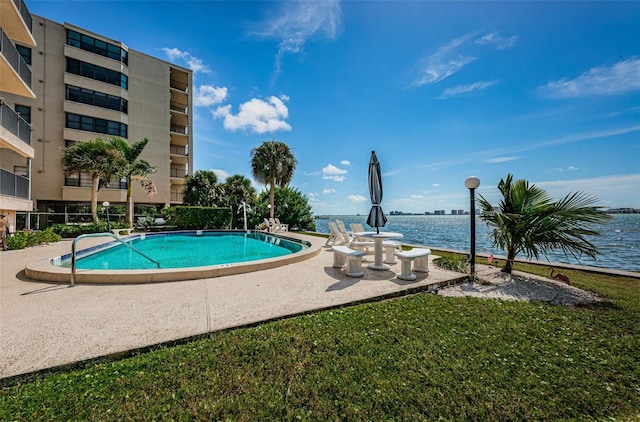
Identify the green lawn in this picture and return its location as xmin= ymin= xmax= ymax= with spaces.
xmin=1 ymin=259 xmax=639 ymax=420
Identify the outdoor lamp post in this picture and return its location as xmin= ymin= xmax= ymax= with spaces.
xmin=465 ymin=176 xmax=480 ymax=278
xmin=102 ymin=201 xmax=111 ymax=233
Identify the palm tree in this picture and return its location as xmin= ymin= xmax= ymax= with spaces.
xmin=250 ymin=140 xmax=297 ymax=219
xmin=61 ymin=138 xmax=125 ymax=223
xmin=183 ymin=170 xmax=223 ymax=207
xmin=108 ymin=137 xmax=157 ymax=227
xmin=220 ymin=175 xmax=257 ymax=229
xmin=478 ymin=173 xmax=611 ymax=274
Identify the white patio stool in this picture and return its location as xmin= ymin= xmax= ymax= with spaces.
xmin=394 ymin=248 xmax=431 ymax=281
xmin=382 ymin=240 xmax=402 ymax=264
xmin=332 ymin=245 xmax=366 ymax=277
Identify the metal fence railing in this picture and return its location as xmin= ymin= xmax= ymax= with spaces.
xmin=0 ymin=167 xmax=29 ymax=198
xmin=0 ymin=100 xmax=31 ymax=144
xmin=0 ymin=28 xmax=32 ymax=89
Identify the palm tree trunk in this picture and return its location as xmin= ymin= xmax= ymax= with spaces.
xmin=503 ymin=250 xmax=516 ymax=274
xmin=126 ymin=176 xmax=133 ymax=227
xmin=91 ymin=174 xmax=100 ymax=224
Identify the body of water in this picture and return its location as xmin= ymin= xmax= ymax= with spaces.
xmin=314 ymin=214 xmax=640 ymax=273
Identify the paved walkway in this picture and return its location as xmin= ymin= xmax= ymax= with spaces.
xmin=0 ymin=233 xmax=465 ymax=381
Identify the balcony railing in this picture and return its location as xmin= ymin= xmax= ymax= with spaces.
xmin=0 ymin=100 xmax=31 ymax=145
xmin=169 ymin=79 xmax=188 ymax=92
xmin=170 ymin=124 xmax=188 ymax=135
xmin=169 ymin=100 xmax=188 ymax=114
xmin=170 ymin=145 xmax=188 ymax=156
xmin=12 ymin=0 xmax=33 ymax=33
xmin=0 ymin=28 xmax=32 ymax=89
xmin=0 ymin=167 xmax=29 ymax=199
xmin=170 ymin=191 xmax=184 ymax=202
xmin=170 ymin=168 xmax=187 ymax=178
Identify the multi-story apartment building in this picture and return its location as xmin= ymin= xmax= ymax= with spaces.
xmin=0 ymin=0 xmax=36 ymax=232
xmin=1 ymin=11 xmax=192 ymax=226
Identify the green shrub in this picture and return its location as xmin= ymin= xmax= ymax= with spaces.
xmin=5 ymin=227 xmax=61 ymax=250
xmin=433 ymin=254 xmax=469 ymax=273
xmin=162 ymin=206 xmax=232 ymax=230
xmin=50 ymin=222 xmax=130 ymax=238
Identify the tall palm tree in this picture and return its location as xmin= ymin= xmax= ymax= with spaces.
xmin=220 ymin=174 xmax=257 ymax=229
xmin=108 ymin=137 xmax=157 ymax=227
xmin=250 ymin=140 xmax=297 ymax=219
xmin=478 ymin=173 xmax=611 ymax=274
xmin=61 ymin=138 xmax=125 ymax=223
xmin=183 ymin=170 xmax=223 ymax=207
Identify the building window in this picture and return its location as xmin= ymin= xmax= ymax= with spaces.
xmin=66 ymin=85 xmax=127 ymax=113
xmin=14 ymin=105 xmax=31 ymax=123
xmin=65 ymin=112 xmax=127 ymax=138
xmin=16 ymin=44 xmax=32 ymax=65
xmin=66 ymin=29 xmax=128 ymax=65
xmin=66 ymin=58 xmax=128 ymax=89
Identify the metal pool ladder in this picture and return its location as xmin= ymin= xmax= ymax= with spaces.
xmin=71 ymin=233 xmax=160 ymax=286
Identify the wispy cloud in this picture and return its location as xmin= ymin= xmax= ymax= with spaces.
xmin=348 ymin=194 xmax=367 ymax=203
xmin=251 ymin=0 xmax=341 ymax=82
xmin=211 ymin=169 xmax=229 ymax=180
xmin=486 ymin=156 xmax=521 ymax=164
xmin=194 ymin=85 xmax=228 ymax=107
xmin=439 ymin=80 xmax=499 ymax=99
xmin=411 ymin=34 xmax=477 ymax=86
xmin=535 ymin=174 xmax=640 ymax=207
xmin=322 ymin=164 xmax=348 ymax=182
xmin=161 ymin=47 xmax=210 ymax=74
xmin=539 ymin=57 xmax=640 ymax=98
xmin=475 ymin=31 xmax=518 ymax=50
xmin=213 ymin=95 xmax=292 ymax=134
xmin=411 ymin=31 xmax=517 ymax=87
xmin=340 ymin=160 xmax=351 ymax=166
xmin=323 ymin=188 xmax=337 ymax=194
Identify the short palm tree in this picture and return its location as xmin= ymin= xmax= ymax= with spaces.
xmin=250 ymin=141 xmax=297 ymax=219
xmin=220 ymin=174 xmax=257 ymax=229
xmin=61 ymin=138 xmax=126 ymax=223
xmin=183 ymin=170 xmax=223 ymax=207
xmin=478 ymin=174 xmax=611 ymax=274
xmin=108 ymin=137 xmax=157 ymax=227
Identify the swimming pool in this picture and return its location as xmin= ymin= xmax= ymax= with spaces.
xmin=25 ymin=231 xmax=320 ymax=284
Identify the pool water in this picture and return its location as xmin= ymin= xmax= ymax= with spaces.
xmin=59 ymin=231 xmax=306 ymax=270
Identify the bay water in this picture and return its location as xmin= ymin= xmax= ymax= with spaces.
xmin=314 ymin=214 xmax=640 ymax=273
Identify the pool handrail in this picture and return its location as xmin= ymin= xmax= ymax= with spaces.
xmin=71 ymin=232 xmax=160 ymax=286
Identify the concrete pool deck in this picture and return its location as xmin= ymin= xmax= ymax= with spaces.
xmin=0 ymin=233 xmax=466 ymax=382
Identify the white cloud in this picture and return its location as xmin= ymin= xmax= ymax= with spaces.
xmin=535 ymin=174 xmax=640 ymax=207
xmin=194 ymin=85 xmax=228 ymax=107
xmin=213 ymin=95 xmax=292 ymax=133
xmin=251 ymin=0 xmax=341 ymax=80
xmin=475 ymin=32 xmax=518 ymax=50
xmin=323 ymin=188 xmax=337 ymax=194
xmin=322 ymin=164 xmax=347 ymax=181
xmin=412 ymin=34 xmax=477 ymax=86
xmin=307 ymin=192 xmax=320 ymax=202
xmin=161 ymin=47 xmax=210 ymax=74
xmin=411 ymin=31 xmax=517 ymax=88
xmin=211 ymin=169 xmax=229 ymax=180
xmin=539 ymin=57 xmax=640 ymax=98
xmin=340 ymin=160 xmax=351 ymax=166
xmin=410 ymin=194 xmax=426 ymax=199
xmin=486 ymin=156 xmax=521 ymax=164
xmin=348 ymin=194 xmax=368 ymax=203
xmin=439 ymin=80 xmax=498 ymax=99
xmin=432 ymin=183 xmax=440 ymax=187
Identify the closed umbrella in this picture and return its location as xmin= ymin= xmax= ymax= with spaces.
xmin=366 ymin=150 xmax=387 ymax=234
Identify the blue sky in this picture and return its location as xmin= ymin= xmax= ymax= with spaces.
xmin=30 ymin=1 xmax=640 ymax=214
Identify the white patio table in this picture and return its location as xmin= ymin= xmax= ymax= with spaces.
xmin=355 ymin=231 xmax=403 ymax=270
